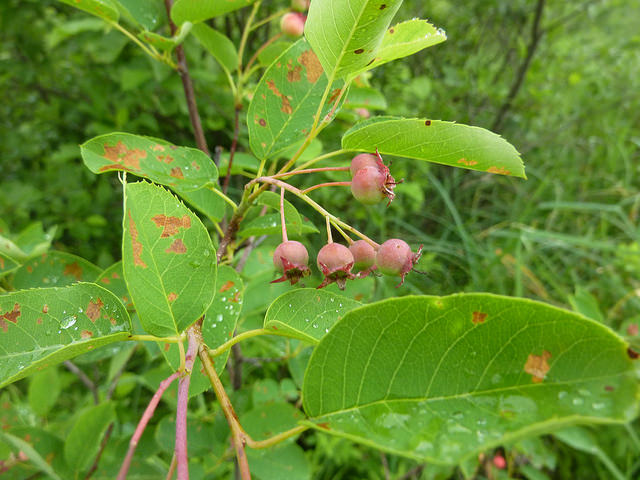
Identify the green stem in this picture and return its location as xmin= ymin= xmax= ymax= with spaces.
xmin=108 ymin=21 xmax=174 ymax=68
xmin=250 ymin=8 xmax=290 ymax=31
xmin=206 ymin=185 xmax=238 ymax=210
xmin=237 ymin=1 xmax=262 ymax=74
xmin=208 ymin=328 xmax=271 ymax=357
xmin=295 ymin=149 xmax=351 ymax=171
xmin=247 ymin=426 xmax=309 ymax=449
xmin=127 ymin=334 xmax=183 ymax=343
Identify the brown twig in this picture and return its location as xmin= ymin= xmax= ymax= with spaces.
xmin=491 ymin=0 xmax=545 ymax=131
xmin=83 ymin=423 xmax=114 ymax=480
xmin=164 ymin=0 xmax=210 ymax=155
xmin=64 ymin=361 xmax=99 ymax=405
xmin=396 ymin=464 xmax=425 ymax=480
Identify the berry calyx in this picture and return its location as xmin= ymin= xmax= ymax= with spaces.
xmin=316 ymin=243 xmax=355 ymax=290
xmin=375 ymin=239 xmax=422 ymax=286
xmin=280 ymin=12 xmax=306 ymax=37
xmin=291 ymin=0 xmax=309 ymax=12
xmin=272 ymin=241 xmax=311 ymax=285
xmin=349 ymin=240 xmax=377 ymax=275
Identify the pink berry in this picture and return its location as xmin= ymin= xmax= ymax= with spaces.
xmin=272 ymin=241 xmax=310 ymax=285
xmin=280 ymin=12 xmax=305 ymax=37
xmin=355 ymin=108 xmax=370 ymax=119
xmin=317 ymin=243 xmax=355 ymax=290
xmin=349 ymin=240 xmax=376 ymax=271
xmin=351 ymin=166 xmax=386 ymax=205
xmin=349 ymin=153 xmax=380 ymax=177
xmin=375 ymin=239 xmax=422 ymax=286
xmin=492 ymin=454 xmax=506 ymax=469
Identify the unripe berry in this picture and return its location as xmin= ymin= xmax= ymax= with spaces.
xmin=317 ymin=243 xmax=355 ymax=289
xmin=272 ymin=241 xmax=310 ymax=285
xmin=351 ymin=166 xmax=386 ymax=205
xmin=349 ymin=240 xmax=376 ymax=271
xmin=280 ymin=12 xmax=305 ymax=37
xmin=375 ymin=239 xmax=423 ymax=286
xmin=349 ymin=153 xmax=380 ymax=177
xmin=355 ymin=108 xmax=371 ymax=119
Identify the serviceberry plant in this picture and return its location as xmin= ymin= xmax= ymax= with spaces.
xmin=0 ymin=1 xmax=637 ymax=479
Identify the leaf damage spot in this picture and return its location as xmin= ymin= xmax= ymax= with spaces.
xmin=63 ymin=262 xmax=83 ymax=280
xmin=102 ymin=141 xmax=147 ymax=170
xmin=231 ymin=291 xmax=241 ymax=303
xmin=317 ymin=422 xmax=331 ymax=430
xmin=81 ymin=330 xmax=93 ymax=339
xmin=86 ymin=298 xmax=104 ymax=322
xmin=286 ymin=64 xmax=302 ymax=82
xmin=191 ymin=161 xmax=200 ymax=171
xmin=259 ymin=118 xmax=267 ymax=127
xmin=627 ymin=347 xmax=639 ymax=359
xmin=471 ymin=311 xmax=487 ymax=324
xmin=0 ymin=303 xmax=21 ymax=332
xmin=168 ymin=292 xmax=178 ymax=302
xmin=354 ymin=48 xmax=364 ymax=54
xmin=128 ymin=212 xmax=148 ymax=268
xmin=164 ymin=343 xmax=171 ymax=351
xmin=151 ymin=214 xmax=191 ymax=238
xmin=298 ymin=50 xmax=323 ymax=83
xmin=604 ymin=385 xmax=614 ymax=392
xmin=379 ymin=3 xmax=387 ymax=9
xmin=170 ymin=167 xmax=184 ymax=179
xmin=100 ymin=277 xmax=110 ymax=284
xmin=165 ymin=239 xmax=187 ymax=254
xmin=42 ymin=304 xmax=48 ymax=314
xmin=524 ymin=350 xmax=551 ymax=383
xmin=424 ymin=120 xmax=431 ymax=126
xmin=157 ymin=155 xmax=174 ymax=164
xmin=328 ymin=88 xmax=342 ymax=104
xmin=266 ymin=80 xmax=293 ymax=114
xmin=220 ymin=281 xmax=235 ymax=293
xmin=389 ymin=28 xmax=395 ymax=34
xmin=152 ymin=144 xmax=166 ymax=152
xmin=26 ymin=266 xmax=33 ymax=273
xmin=487 ymin=166 xmax=511 ymax=175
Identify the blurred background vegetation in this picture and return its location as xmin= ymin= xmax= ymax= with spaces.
xmin=1 ymin=0 xmax=639 ymax=478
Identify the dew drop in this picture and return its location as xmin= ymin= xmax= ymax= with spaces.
xmin=572 ymin=397 xmax=584 ymax=406
xmin=216 ymin=314 xmax=224 ymax=323
xmin=312 ymin=323 xmax=318 ymax=329
xmin=592 ymin=402 xmax=605 ymax=410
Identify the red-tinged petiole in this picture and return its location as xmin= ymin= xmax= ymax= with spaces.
xmin=301 ymin=181 xmax=351 ymax=195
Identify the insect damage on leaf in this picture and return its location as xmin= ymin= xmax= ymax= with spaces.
xmin=524 ymin=350 xmax=551 ymax=383
xmin=101 ymin=141 xmax=146 ymax=171
xmin=299 ymin=50 xmax=323 ymax=82
xmin=471 ymin=311 xmax=487 ymax=324
xmin=86 ymin=298 xmax=104 ymax=322
xmin=165 ymin=239 xmax=187 ymax=254
xmin=128 ymin=212 xmax=148 ymax=268
xmin=81 ymin=330 xmax=93 ymax=339
xmin=0 ymin=303 xmax=21 ymax=332
xmin=151 ymin=214 xmax=191 ymax=238
xmin=287 ymin=63 xmax=302 ymax=82
xmin=266 ymin=80 xmax=293 ymax=114
xmin=62 ymin=261 xmax=83 ymax=280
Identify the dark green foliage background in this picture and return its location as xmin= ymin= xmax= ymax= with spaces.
xmin=1 ymin=0 xmax=639 ymax=478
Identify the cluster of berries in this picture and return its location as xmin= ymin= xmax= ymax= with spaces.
xmin=272 ymin=153 xmax=422 ymax=289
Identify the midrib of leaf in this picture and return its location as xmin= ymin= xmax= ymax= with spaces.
xmin=329 ymin=1 xmax=369 ymax=79
xmin=309 ymin=371 xmax=633 ymax=418
xmin=131 ymin=195 xmax=179 ymax=335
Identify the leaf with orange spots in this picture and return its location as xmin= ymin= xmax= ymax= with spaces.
xmin=342 ymin=117 xmax=526 ymax=178
xmin=0 ymin=283 xmax=131 ymax=388
xmin=248 ymin=39 xmax=346 ymax=160
xmin=123 ymin=181 xmax=217 ymax=337
xmin=305 ymin=0 xmax=403 ymax=78
xmin=302 ymin=294 xmax=638 ymax=465
xmin=81 ymin=132 xmax=218 ymax=192
xmin=13 ymin=251 xmax=102 ymax=290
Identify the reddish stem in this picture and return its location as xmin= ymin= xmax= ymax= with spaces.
xmin=280 ymin=187 xmax=288 ymax=242
xmin=175 ymin=330 xmax=198 ymax=480
xmin=271 ymin=166 xmax=350 ymax=179
xmin=301 ymin=181 xmax=351 ymax=194
xmin=117 ymin=372 xmax=180 ymax=480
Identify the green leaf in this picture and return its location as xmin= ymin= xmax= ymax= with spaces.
xmin=354 ymin=19 xmax=447 ymax=75
xmin=237 ymin=213 xmax=319 ymax=239
xmin=202 ymin=265 xmax=243 ymax=356
xmin=81 ymin=132 xmax=218 ymax=191
xmin=0 ymin=431 xmax=62 ymax=480
xmin=114 ymin=0 xmax=166 ymax=30
xmin=554 ymin=427 xmax=625 ymax=480
xmin=94 ymin=261 xmax=133 ymax=310
xmin=0 ymin=252 xmax=19 ymax=277
xmin=28 ymin=367 xmax=61 ymax=416
xmin=171 ymin=0 xmax=256 ymax=25
xmin=3 ymin=426 xmax=70 ymax=478
xmin=305 ymin=0 xmax=403 ymax=79
xmin=247 ymin=38 xmax=345 ymax=160
xmin=12 ymin=251 xmax=102 ymax=290
xmin=258 ymin=41 xmax=293 ymax=67
xmin=57 ymin=0 xmax=120 ymax=21
xmin=247 ymin=442 xmax=311 ymax=480
xmin=155 ymin=415 xmax=224 ymax=457
xmin=264 ymin=289 xmax=360 ymax=343
xmin=14 ymin=222 xmax=57 ymax=258
xmin=344 ymin=86 xmax=387 ymax=110
xmin=256 ymin=190 xmax=304 ymax=236
xmin=123 ymin=181 xmax=217 ymax=337
xmin=342 ymin=116 xmax=526 ymax=178
xmin=217 ymin=152 xmax=260 ymax=176
xmin=138 ymin=30 xmax=177 ymax=52
xmin=242 ymin=402 xmax=304 ymax=441
xmin=173 ymin=185 xmax=227 ymax=223
xmin=0 ymin=283 xmax=131 ymax=388
xmin=192 ymin=23 xmax=238 ymax=72
xmin=569 ymin=288 xmax=604 ymax=323
xmin=302 ymin=294 xmax=638 ymax=464
xmin=64 ymin=402 xmax=116 ymax=474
